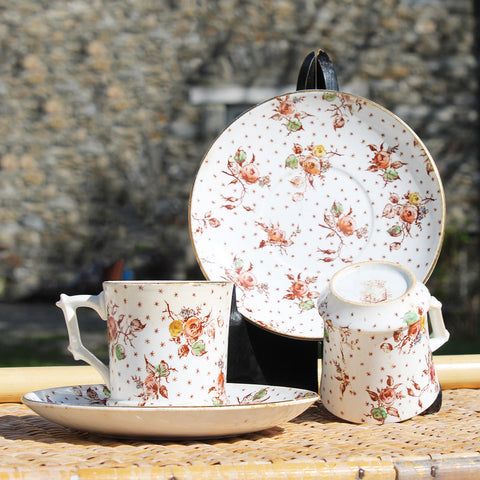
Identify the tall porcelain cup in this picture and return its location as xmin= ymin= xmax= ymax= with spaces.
xmin=57 ymin=281 xmax=233 ymax=407
xmin=317 ymin=261 xmax=449 ymax=424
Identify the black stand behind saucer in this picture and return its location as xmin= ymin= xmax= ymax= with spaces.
xmin=226 ymin=50 xmax=338 ymax=392
xmin=226 ymin=288 xmax=320 ymax=392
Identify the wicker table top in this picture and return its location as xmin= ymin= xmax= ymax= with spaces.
xmin=1 ymin=388 xmax=479 ymax=479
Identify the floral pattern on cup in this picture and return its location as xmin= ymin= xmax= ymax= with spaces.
xmin=165 ymin=302 xmax=220 ymax=358
xmin=366 ymin=375 xmax=403 ymax=424
xmin=318 ymin=262 xmax=447 ymax=424
xmin=107 ymin=302 xmax=147 ymax=360
xmin=57 ymin=281 xmax=233 ymax=407
xmin=322 ymin=319 xmax=440 ymax=424
xmin=131 ymin=356 xmax=176 ymax=405
xmin=366 ymin=368 xmax=438 ymax=425
xmin=380 ymin=308 xmax=426 ymax=354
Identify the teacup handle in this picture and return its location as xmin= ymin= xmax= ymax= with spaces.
xmin=428 ymin=296 xmax=450 ymax=352
xmin=56 ymin=293 xmax=110 ymax=388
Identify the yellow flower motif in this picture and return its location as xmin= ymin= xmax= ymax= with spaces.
xmin=408 ymin=192 xmax=421 ymax=206
xmin=312 ymin=144 xmax=326 ymax=157
xmin=169 ymin=320 xmax=183 ymax=337
xmin=420 ymin=316 xmax=426 ymax=330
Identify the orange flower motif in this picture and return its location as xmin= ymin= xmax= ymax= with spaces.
xmin=268 ymin=227 xmax=286 ymax=243
xmin=183 ymin=316 xmax=203 ymax=344
xmin=400 ymin=205 xmax=418 ymax=224
xmin=337 ymin=215 xmax=356 ymax=236
xmin=290 ymin=281 xmax=309 ymax=298
xmin=240 ymin=163 xmax=260 ymax=184
xmin=301 ymin=156 xmax=321 ymax=176
xmin=373 ymin=151 xmax=391 ymax=169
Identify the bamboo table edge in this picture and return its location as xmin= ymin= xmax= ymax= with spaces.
xmin=0 ymin=354 xmax=478 ymax=403
xmin=1 ymin=458 xmax=480 ymax=480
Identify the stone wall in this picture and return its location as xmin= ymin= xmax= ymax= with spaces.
xmin=0 ymin=1 xmax=478 ymax=335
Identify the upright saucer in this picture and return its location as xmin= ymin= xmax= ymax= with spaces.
xmin=22 ymin=383 xmax=318 ymax=439
xmin=189 ymin=90 xmax=445 ymax=339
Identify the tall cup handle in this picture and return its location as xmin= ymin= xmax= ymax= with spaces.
xmin=428 ymin=296 xmax=450 ymax=352
xmin=56 ymin=293 xmax=110 ymax=388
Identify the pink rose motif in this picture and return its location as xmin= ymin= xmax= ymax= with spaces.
xmin=240 ymin=163 xmax=260 ymax=184
xmin=237 ymin=271 xmax=257 ymax=289
xmin=277 ymin=100 xmax=296 ymax=116
xmin=400 ymin=205 xmax=418 ymax=224
xmin=379 ymin=387 xmax=399 ymax=406
xmin=290 ymin=281 xmax=309 ymax=298
xmin=183 ymin=316 xmax=203 ymax=344
xmin=108 ymin=316 xmax=118 ymax=342
xmin=337 ymin=215 xmax=356 ymax=236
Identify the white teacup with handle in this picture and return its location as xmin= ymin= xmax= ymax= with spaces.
xmin=57 ymin=280 xmax=234 ymax=407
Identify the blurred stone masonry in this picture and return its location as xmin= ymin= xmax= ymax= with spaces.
xmin=0 ymin=1 xmax=478 ymax=335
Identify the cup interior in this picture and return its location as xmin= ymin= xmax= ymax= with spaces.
xmin=331 ymin=261 xmax=415 ymax=305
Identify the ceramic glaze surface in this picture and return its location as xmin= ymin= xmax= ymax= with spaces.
xmin=332 ymin=261 xmax=414 ymax=304
xmin=22 ymin=383 xmax=319 ymax=439
xmin=321 ymin=321 xmax=440 ymax=424
xmin=317 ymin=261 xmax=449 ymax=424
xmin=189 ymin=91 xmax=445 ymax=339
xmin=57 ymin=281 xmax=233 ymax=407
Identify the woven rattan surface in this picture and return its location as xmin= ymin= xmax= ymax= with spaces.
xmin=1 ymin=389 xmax=479 ymax=479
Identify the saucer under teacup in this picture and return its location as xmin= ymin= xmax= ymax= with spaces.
xmin=22 ymin=383 xmax=319 ymax=439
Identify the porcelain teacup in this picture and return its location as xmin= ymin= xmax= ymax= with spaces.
xmin=317 ymin=261 xmax=449 ymax=424
xmin=57 ymin=281 xmax=234 ymax=407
